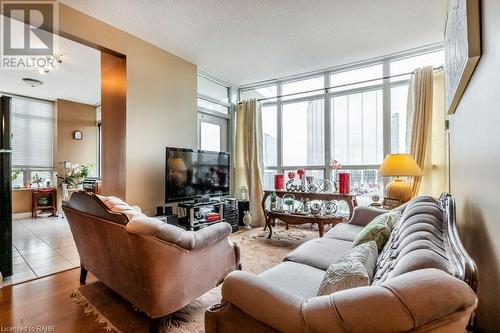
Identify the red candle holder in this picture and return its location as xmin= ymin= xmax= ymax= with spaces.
xmin=274 ymin=174 xmax=284 ymax=190
xmin=338 ymin=172 xmax=350 ymax=194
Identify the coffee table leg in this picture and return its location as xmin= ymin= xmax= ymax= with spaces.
xmin=318 ymin=221 xmax=325 ymax=237
xmin=267 ymin=218 xmax=273 ymax=239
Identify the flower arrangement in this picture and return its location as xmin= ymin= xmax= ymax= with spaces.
xmin=58 ymin=163 xmax=94 ymax=188
xmin=330 ymin=160 xmax=342 ymax=192
xmin=330 ymin=160 xmax=342 ymax=178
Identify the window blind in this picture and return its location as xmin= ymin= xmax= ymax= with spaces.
xmin=11 ymin=97 xmax=54 ymax=169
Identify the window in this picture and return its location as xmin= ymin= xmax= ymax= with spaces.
xmin=282 ymin=99 xmax=324 ymax=166
xmin=282 ymin=76 xmax=324 ymax=100
xmin=200 ymin=122 xmax=221 ymax=151
xmin=197 ymin=72 xmax=231 ymax=152
xmin=390 ymin=50 xmax=444 ymax=82
xmin=198 ymin=75 xmax=229 ymax=104
xmin=240 ymin=85 xmax=277 ymax=101
xmin=11 ymin=97 xmax=54 ymax=186
xmin=390 ymin=85 xmax=409 ymax=153
xmin=331 ymin=90 xmax=383 ymax=165
xmin=330 ymin=64 xmax=383 ymax=92
xmin=241 ymin=48 xmax=445 ymax=200
xmin=262 ymin=105 xmax=277 ymax=166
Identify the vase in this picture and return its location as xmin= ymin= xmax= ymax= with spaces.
xmin=283 ymin=194 xmax=295 ymax=213
xmin=62 ymin=183 xmax=69 ymax=201
xmin=242 ymin=211 xmax=252 ymax=229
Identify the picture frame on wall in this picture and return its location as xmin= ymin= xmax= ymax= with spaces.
xmin=444 ymin=0 xmax=481 ymax=114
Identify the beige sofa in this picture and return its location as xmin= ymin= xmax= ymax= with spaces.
xmin=62 ymin=192 xmax=241 ymax=333
xmin=206 ymin=194 xmax=478 ymax=332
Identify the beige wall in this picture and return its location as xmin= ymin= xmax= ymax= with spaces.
xmin=448 ymin=0 xmax=500 ymax=331
xmin=418 ymin=71 xmax=447 ymax=197
xmin=58 ymin=4 xmax=198 ymax=215
xmin=55 ymin=99 xmax=97 ymax=174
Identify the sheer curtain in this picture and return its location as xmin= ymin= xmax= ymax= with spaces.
xmin=235 ymin=99 xmax=265 ymax=226
xmin=406 ymin=66 xmax=434 ymax=196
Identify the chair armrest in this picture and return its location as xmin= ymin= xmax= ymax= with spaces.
xmin=347 ymin=206 xmax=387 ymax=226
xmin=191 ymin=222 xmax=232 ymax=249
xmin=302 ymin=269 xmax=477 ymax=332
xmin=222 ymin=271 xmax=304 ymax=333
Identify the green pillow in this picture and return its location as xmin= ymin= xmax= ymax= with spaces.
xmin=352 ymin=212 xmax=399 ymax=252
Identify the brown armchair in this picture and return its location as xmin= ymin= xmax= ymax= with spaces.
xmin=63 ymin=192 xmax=240 ymax=333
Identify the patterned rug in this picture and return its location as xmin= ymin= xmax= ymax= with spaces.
xmin=71 ymin=223 xmax=320 ymax=332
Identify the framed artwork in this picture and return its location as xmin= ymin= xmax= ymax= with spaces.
xmin=444 ymin=0 xmax=481 ymax=114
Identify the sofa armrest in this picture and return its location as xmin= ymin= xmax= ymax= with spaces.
xmin=127 ymin=217 xmax=231 ymax=250
xmin=302 ymin=269 xmax=477 ymax=332
xmin=191 ymin=222 xmax=232 ymax=249
xmin=347 ymin=206 xmax=387 ymax=226
xmin=222 ymin=271 xmax=304 ymax=333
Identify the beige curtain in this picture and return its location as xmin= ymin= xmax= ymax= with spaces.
xmin=406 ymin=66 xmax=434 ymax=196
xmin=418 ymin=71 xmax=447 ymax=197
xmin=235 ymin=99 xmax=265 ymax=227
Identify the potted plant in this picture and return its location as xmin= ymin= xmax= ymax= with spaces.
xmin=32 ymin=173 xmax=45 ymax=188
xmin=270 ymin=191 xmax=278 ymax=211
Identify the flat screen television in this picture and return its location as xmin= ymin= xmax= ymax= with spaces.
xmin=165 ymin=147 xmax=230 ymax=203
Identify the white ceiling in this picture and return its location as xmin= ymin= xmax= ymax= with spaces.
xmin=61 ymin=0 xmax=448 ymax=86
xmin=0 ymin=17 xmax=100 ymax=105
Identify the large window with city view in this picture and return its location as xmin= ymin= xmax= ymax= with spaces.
xmin=240 ymin=48 xmax=444 ymax=205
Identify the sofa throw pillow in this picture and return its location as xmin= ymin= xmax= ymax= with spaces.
xmin=352 ymin=211 xmax=399 ymax=252
xmin=317 ymin=241 xmax=378 ymax=296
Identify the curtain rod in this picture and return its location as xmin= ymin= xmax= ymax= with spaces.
xmin=240 ymin=65 xmax=443 ymax=104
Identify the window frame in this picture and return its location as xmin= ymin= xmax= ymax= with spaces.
xmin=239 ymin=45 xmax=443 ymax=191
xmin=197 ymin=71 xmax=233 ymax=154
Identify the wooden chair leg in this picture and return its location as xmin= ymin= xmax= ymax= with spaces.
xmin=80 ymin=267 xmax=88 ymax=285
xmin=149 ymin=317 xmax=161 ymax=333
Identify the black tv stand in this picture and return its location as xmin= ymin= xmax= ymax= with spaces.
xmin=178 ymin=199 xmax=238 ymax=232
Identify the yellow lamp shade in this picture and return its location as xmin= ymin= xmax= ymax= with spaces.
xmin=379 ymin=154 xmax=422 ymax=177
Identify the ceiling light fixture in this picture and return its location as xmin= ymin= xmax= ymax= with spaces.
xmin=22 ymin=78 xmax=43 ymax=87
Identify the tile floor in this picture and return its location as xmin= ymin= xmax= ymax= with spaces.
xmin=1 ymin=215 xmax=79 ymax=287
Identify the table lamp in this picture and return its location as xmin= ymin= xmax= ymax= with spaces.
xmin=379 ymin=154 xmax=422 ymax=203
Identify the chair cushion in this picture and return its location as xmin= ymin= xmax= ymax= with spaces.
xmin=324 ymin=223 xmax=364 ymax=242
xmin=284 ymin=238 xmax=353 ymax=271
xmin=259 ymin=262 xmax=325 ymax=299
xmin=352 ymin=211 xmax=399 ymax=251
xmin=317 ymin=241 xmax=378 ymax=296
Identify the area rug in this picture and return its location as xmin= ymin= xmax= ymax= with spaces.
xmin=71 ymin=223 xmax=320 ymax=332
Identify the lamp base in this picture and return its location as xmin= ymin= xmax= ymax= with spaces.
xmin=385 ymin=178 xmax=413 ymax=203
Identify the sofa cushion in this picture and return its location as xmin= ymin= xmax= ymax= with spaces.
xmin=317 ymin=259 xmax=369 ymax=296
xmin=259 ymin=262 xmax=325 ymax=299
xmin=324 ymin=223 xmax=363 ymax=242
xmin=97 ymin=195 xmax=145 ymax=221
xmin=352 ymin=212 xmax=398 ymax=251
xmin=317 ymin=241 xmax=378 ymax=296
xmin=284 ymin=238 xmax=353 ymax=271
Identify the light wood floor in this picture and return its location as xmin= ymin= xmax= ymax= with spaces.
xmin=0 ymin=268 xmax=104 ymax=333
